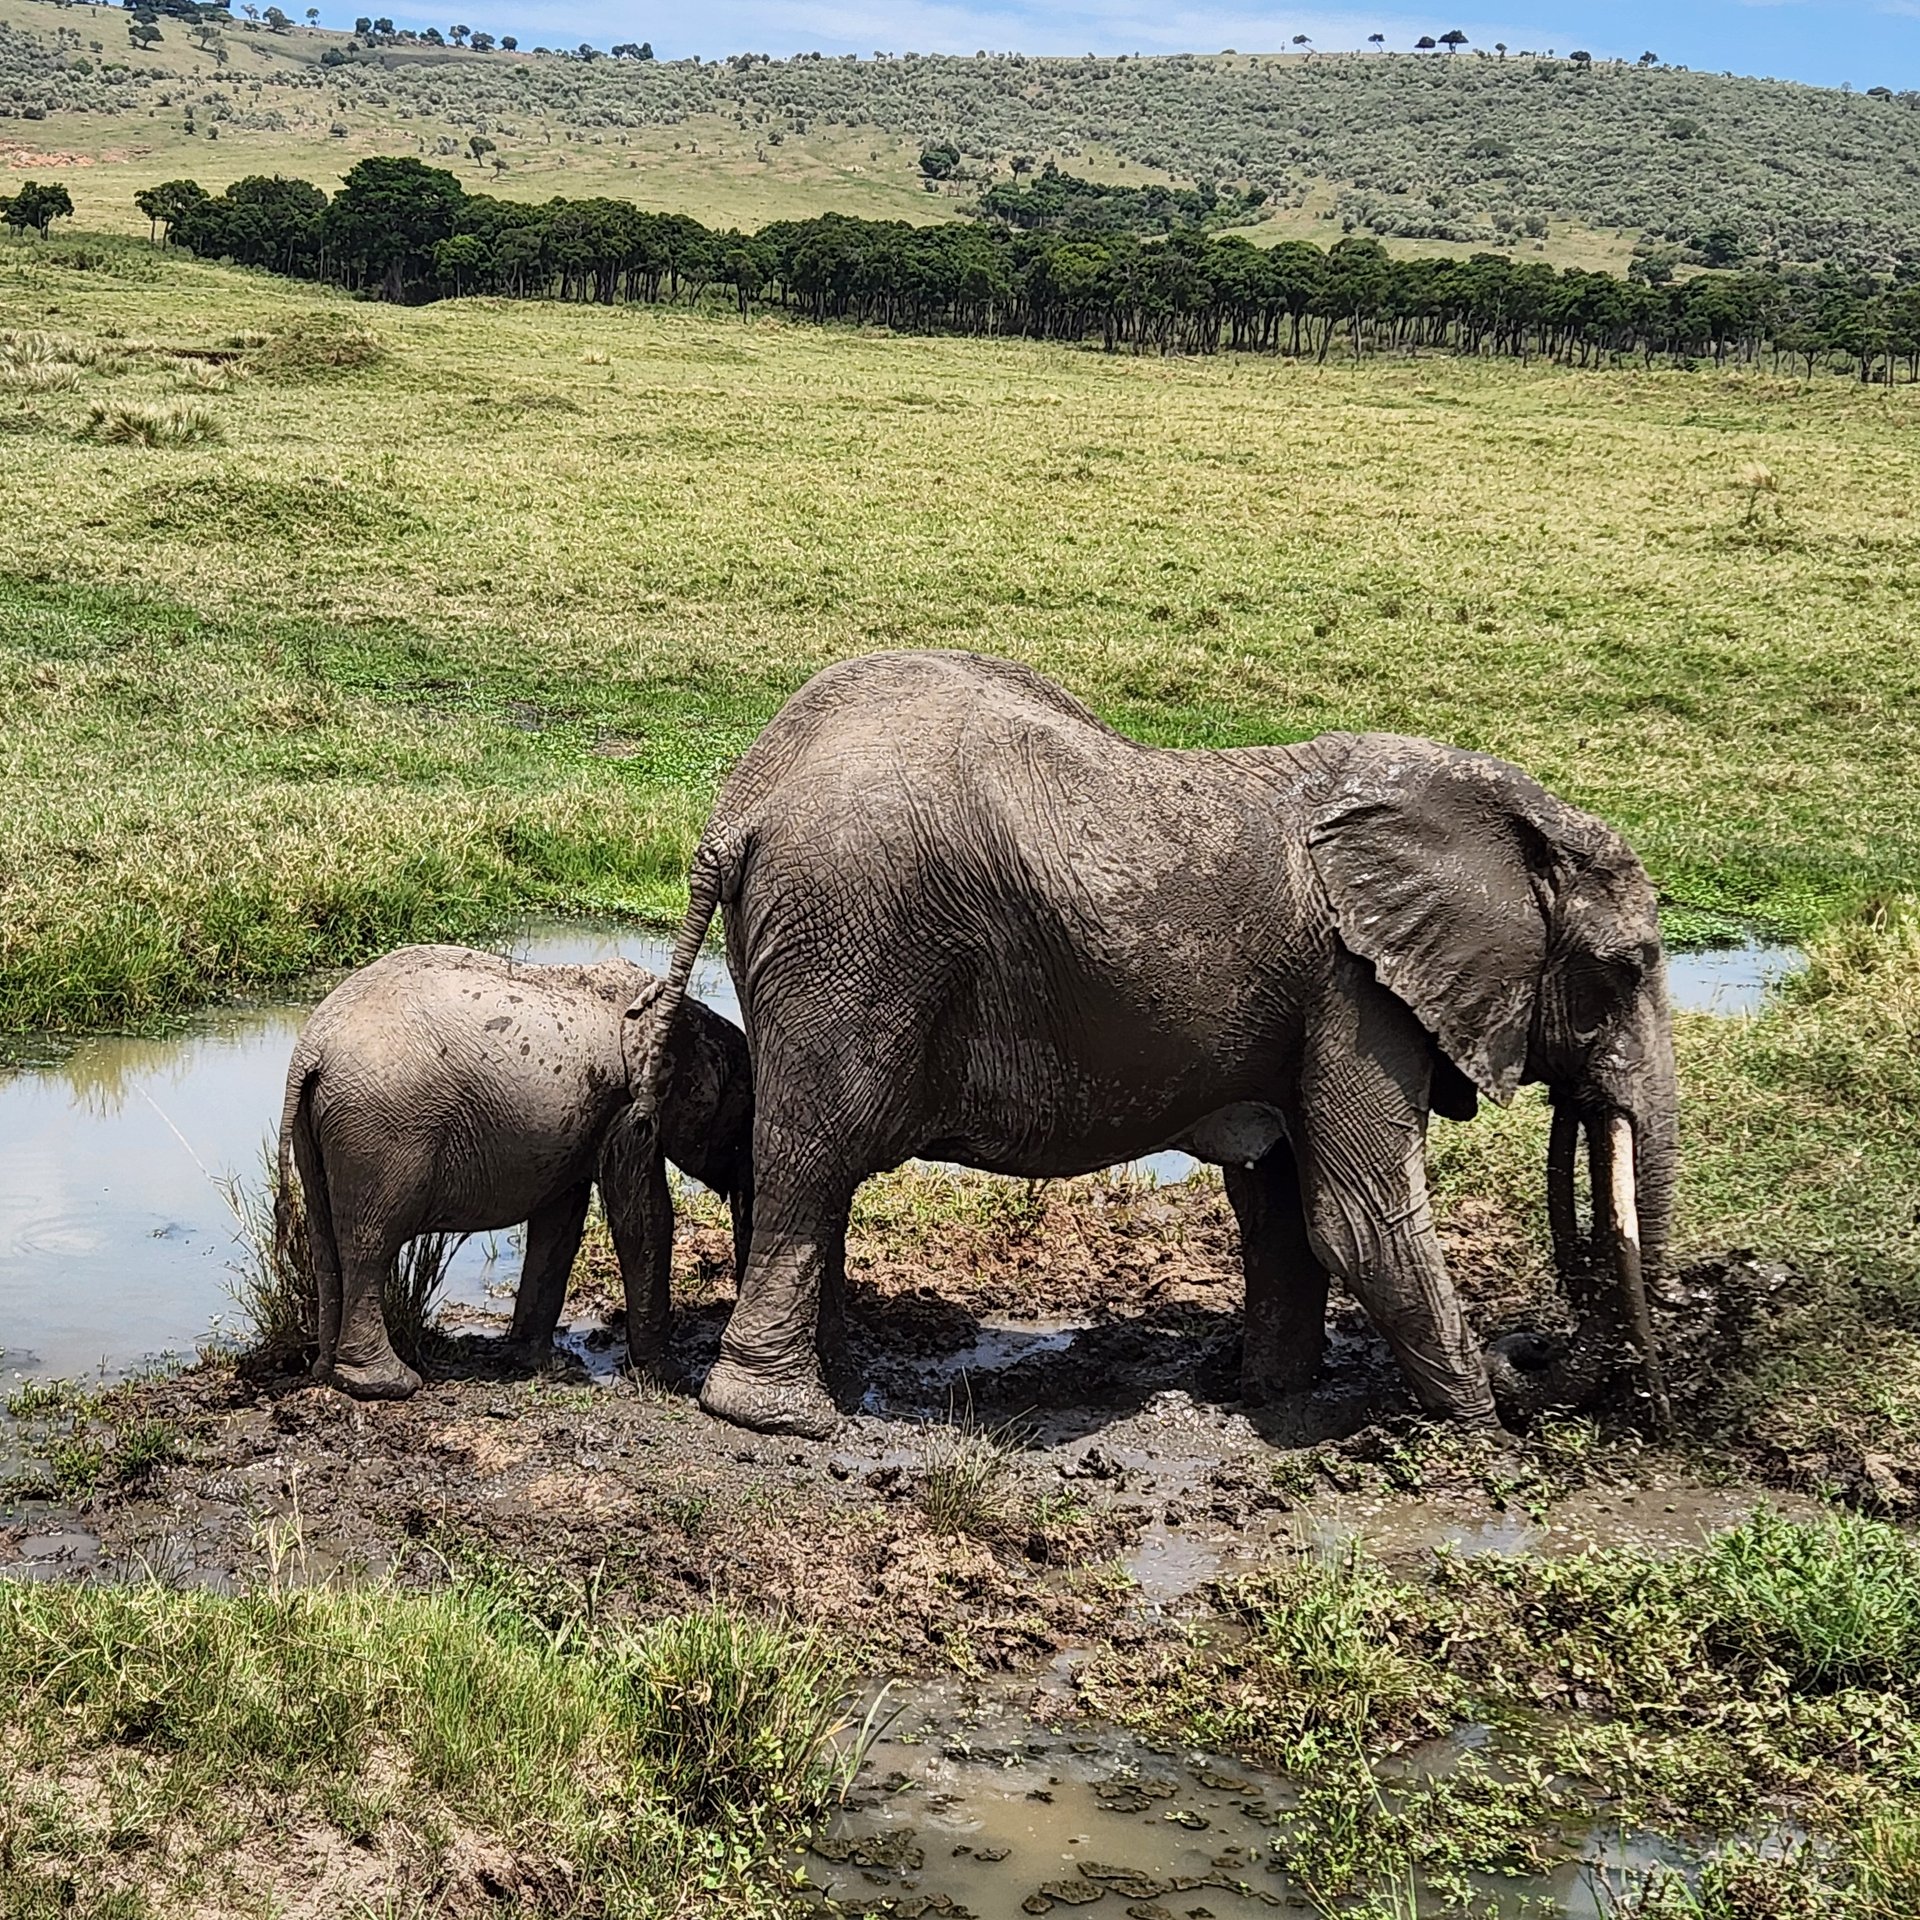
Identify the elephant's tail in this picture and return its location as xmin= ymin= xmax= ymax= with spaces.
xmin=630 ymin=828 xmax=741 ymax=1127
xmin=274 ymin=1056 xmax=334 ymax=1339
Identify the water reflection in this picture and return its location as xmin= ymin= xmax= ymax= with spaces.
xmin=0 ymin=926 xmax=706 ymax=1384
xmin=1665 ymin=940 xmax=1801 ymax=1017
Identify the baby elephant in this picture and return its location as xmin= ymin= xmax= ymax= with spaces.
xmin=274 ymin=944 xmax=750 ymax=1399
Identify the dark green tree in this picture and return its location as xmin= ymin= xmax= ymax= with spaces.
xmin=134 ymin=177 xmax=209 ymax=241
xmin=0 ymin=181 xmax=76 ymax=235
xmin=323 ymin=155 xmax=465 ymax=299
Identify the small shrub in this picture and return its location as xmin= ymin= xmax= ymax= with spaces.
xmin=916 ymin=1411 xmax=1018 ymax=1539
xmin=87 ymin=401 xmax=224 ymax=447
xmin=618 ymin=1609 xmax=855 ymax=1821
xmin=581 ymin=346 xmax=612 ymax=365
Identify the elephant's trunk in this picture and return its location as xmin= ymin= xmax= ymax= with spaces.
xmin=1546 ymin=1098 xmax=1587 ymax=1303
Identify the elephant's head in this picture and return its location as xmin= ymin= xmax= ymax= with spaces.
xmin=1309 ymin=735 xmax=1675 ymax=1425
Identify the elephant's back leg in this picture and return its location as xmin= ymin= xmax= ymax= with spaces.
xmin=310 ymin=1102 xmax=427 ymax=1401
xmin=287 ymin=1079 xmax=343 ymax=1374
xmin=1224 ymin=1142 xmax=1330 ymax=1401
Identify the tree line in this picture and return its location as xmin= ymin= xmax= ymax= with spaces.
xmin=146 ymin=158 xmax=1920 ymax=379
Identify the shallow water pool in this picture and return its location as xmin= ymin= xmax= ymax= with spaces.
xmin=0 ymin=927 xmax=730 ymax=1384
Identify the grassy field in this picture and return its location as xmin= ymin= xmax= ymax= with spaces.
xmin=3 ymin=179 xmax=1919 ymax=1919
xmin=3 ymin=231 xmax=1918 ymax=1028
xmin=0 ymin=1571 xmax=856 ymax=1916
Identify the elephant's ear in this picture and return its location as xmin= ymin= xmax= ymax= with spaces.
xmin=1308 ymin=736 xmax=1579 ymax=1105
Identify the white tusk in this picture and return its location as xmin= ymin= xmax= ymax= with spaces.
xmin=1607 ymin=1113 xmax=1640 ymax=1253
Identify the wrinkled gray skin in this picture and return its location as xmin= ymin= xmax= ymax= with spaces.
xmin=277 ymin=945 xmax=751 ymax=1400
xmin=637 ymin=651 xmax=1677 ymax=1442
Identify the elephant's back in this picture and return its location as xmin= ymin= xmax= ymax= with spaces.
xmin=296 ymin=945 xmax=620 ymax=1139
xmin=718 ymin=651 xmax=1143 ymax=813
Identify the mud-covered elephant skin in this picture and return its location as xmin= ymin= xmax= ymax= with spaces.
xmin=637 ymin=650 xmax=1677 ymax=1442
xmin=276 ymin=944 xmax=750 ymax=1400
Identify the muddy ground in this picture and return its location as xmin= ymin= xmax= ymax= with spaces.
xmin=0 ymin=1174 xmax=1816 ymax=1667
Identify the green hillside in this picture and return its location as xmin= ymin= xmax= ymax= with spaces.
xmin=2 ymin=0 xmax=1916 ymax=270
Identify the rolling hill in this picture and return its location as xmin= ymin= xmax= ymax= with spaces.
xmin=3 ymin=0 xmax=1917 ymax=270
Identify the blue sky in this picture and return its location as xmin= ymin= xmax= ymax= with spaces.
xmin=395 ymin=1 xmax=1918 ymax=89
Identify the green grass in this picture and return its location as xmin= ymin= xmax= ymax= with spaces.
xmin=915 ymin=1410 xmax=1020 ymax=1540
xmin=3 ymin=238 xmax=1918 ymax=1031
xmin=1084 ymin=1512 xmax=1920 ymax=1909
xmin=0 ymin=1577 xmax=854 ymax=1916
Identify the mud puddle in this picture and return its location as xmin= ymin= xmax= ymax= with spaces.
xmin=805 ymin=1677 xmax=1673 ymax=1918
xmin=1300 ymin=1482 xmax=1823 ymax=1564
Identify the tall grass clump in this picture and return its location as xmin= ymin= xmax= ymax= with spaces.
xmin=618 ymin=1609 xmax=859 ymax=1822
xmin=0 ymin=361 xmax=80 ymax=393
xmin=172 ymin=355 xmax=247 ymax=392
xmin=225 ymin=1142 xmax=457 ymax=1368
xmin=916 ymin=1408 xmax=1018 ymax=1539
xmin=87 ymin=399 xmax=223 ymax=446
xmin=1698 ymin=1508 xmax=1920 ymax=1692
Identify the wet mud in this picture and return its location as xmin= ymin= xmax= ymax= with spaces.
xmin=802 ymin=1671 xmax=1685 ymax=1919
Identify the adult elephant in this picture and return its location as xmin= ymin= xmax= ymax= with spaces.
xmin=633 ymin=651 xmax=1676 ymax=1440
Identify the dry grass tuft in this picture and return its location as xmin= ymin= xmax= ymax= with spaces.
xmin=173 ymin=355 xmax=248 ymax=391
xmin=0 ymin=361 xmax=79 ymax=393
xmin=86 ymin=399 xmax=224 ymax=446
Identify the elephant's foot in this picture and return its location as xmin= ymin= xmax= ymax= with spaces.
xmin=1239 ymin=1339 xmax=1324 ymax=1406
xmin=701 ymin=1355 xmax=839 ymax=1440
xmin=327 ymin=1351 xmax=424 ymax=1400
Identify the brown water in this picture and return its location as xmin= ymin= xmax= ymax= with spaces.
xmin=805 ymin=1677 xmax=1680 ymax=1919
xmin=0 ymin=925 xmax=1798 ymax=1389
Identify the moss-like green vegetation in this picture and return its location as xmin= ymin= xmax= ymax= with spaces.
xmin=1084 ymin=1511 xmax=1920 ymax=1912
xmin=0 ymin=1575 xmax=853 ymax=1915
xmin=4 ymin=241 xmax=1917 ymax=1031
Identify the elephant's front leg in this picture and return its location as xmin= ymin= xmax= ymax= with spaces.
xmin=699 ymin=1160 xmax=846 ymax=1441
xmin=507 ymin=1181 xmax=592 ymax=1358
xmin=1225 ymin=1142 xmax=1329 ymax=1402
xmin=1294 ymin=976 xmax=1499 ymax=1426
